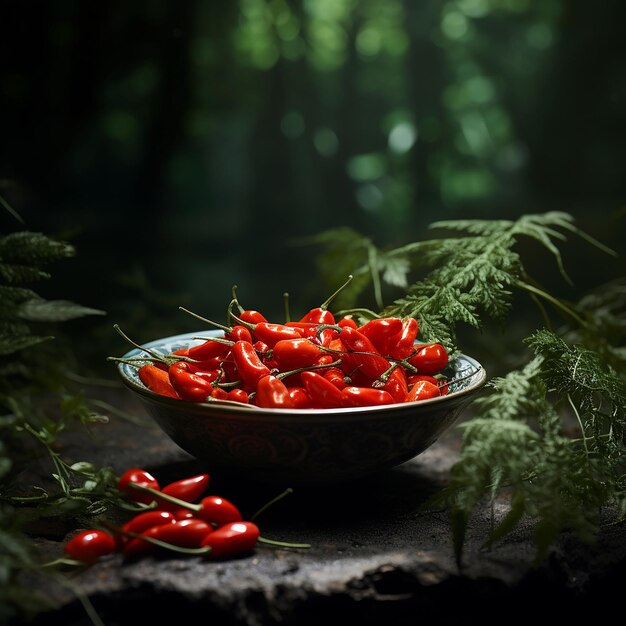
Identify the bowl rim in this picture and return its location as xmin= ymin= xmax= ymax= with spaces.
xmin=116 ymin=330 xmax=487 ymax=419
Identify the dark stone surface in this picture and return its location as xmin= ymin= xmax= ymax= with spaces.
xmin=21 ymin=389 xmax=626 ymax=626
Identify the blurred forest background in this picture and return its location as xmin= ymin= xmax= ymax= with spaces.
xmin=1 ymin=0 xmax=625 ymax=364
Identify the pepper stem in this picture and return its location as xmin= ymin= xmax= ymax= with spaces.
xmin=275 ymin=359 xmax=342 ymax=382
xmin=113 ymin=324 xmax=170 ymax=363
xmin=250 ymin=487 xmax=293 ymax=521
xmin=231 ymin=285 xmax=244 ymax=313
xmin=179 ymin=307 xmax=231 ymax=333
xmin=283 ymin=292 xmax=291 ymax=323
xmin=258 ymin=536 xmax=311 ymax=549
xmin=320 ymin=274 xmax=353 ymax=310
xmin=227 ymin=300 xmax=256 ymax=331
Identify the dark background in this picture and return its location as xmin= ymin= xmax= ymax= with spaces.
xmin=1 ymin=0 xmax=625 ymax=363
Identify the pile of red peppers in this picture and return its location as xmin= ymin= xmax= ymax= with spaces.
xmin=62 ymin=468 xmax=297 ymax=564
xmin=117 ymin=287 xmax=450 ymax=409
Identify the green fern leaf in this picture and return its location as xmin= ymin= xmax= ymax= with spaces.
xmin=0 ymin=232 xmax=74 ymax=265
xmin=0 ymin=334 xmax=53 ymax=355
xmin=17 ymin=299 xmax=106 ymax=322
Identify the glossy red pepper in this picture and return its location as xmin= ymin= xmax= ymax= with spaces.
xmin=255 ymin=375 xmax=296 ymax=409
xmin=118 ymin=468 xmax=160 ymax=505
xmin=299 ymin=307 xmax=333 ymax=325
xmin=387 ymin=317 xmax=419 ymax=359
xmin=123 ymin=518 xmax=213 ymax=557
xmin=121 ymin=510 xmax=176 ymax=536
xmin=379 ymin=367 xmax=409 ymax=403
xmin=323 ymin=367 xmax=348 ymax=390
xmin=407 ymin=379 xmax=440 ymax=401
xmin=158 ymin=473 xmax=210 ymax=511
xmin=168 ymin=361 xmax=214 ymax=402
xmin=337 ymin=315 xmax=358 ymax=329
xmin=408 ymin=375 xmax=449 ymax=396
xmin=341 ymin=386 xmax=394 ymax=407
xmin=239 ymin=310 xmax=268 ymax=325
xmin=187 ymin=338 xmax=231 ymax=361
xmin=64 ymin=529 xmax=116 ymax=564
xmin=138 ymin=364 xmax=180 ymax=399
xmin=225 ymin=325 xmax=253 ymax=343
xmin=339 ymin=327 xmax=390 ymax=380
xmin=196 ymin=495 xmax=243 ymax=527
xmin=358 ymin=317 xmax=403 ymax=354
xmin=201 ymin=521 xmax=259 ymax=560
xmin=287 ymin=386 xmax=313 ymax=408
xmin=271 ymin=338 xmax=323 ymax=370
xmin=231 ymin=340 xmax=271 ymax=387
xmin=301 ymin=370 xmax=345 ymax=408
xmin=407 ymin=343 xmax=449 ymax=375
xmin=252 ymin=322 xmax=303 ymax=347
xmin=226 ymin=388 xmax=250 ymax=404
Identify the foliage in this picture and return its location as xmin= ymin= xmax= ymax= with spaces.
xmin=0 ymin=214 xmax=121 ymax=621
xmin=308 ymin=212 xmax=613 ymax=353
xmin=310 ymin=211 xmax=626 ymax=563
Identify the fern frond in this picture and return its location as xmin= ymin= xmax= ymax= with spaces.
xmin=17 ymin=299 xmax=106 ymax=322
xmin=0 ymin=263 xmax=50 ymax=284
xmin=0 ymin=232 xmax=74 ymax=265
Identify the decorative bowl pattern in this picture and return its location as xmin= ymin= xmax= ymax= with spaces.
xmin=117 ymin=331 xmax=487 ymax=483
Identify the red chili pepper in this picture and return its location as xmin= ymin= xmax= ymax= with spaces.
xmin=226 ymin=388 xmax=249 ymax=404
xmin=225 ymin=325 xmax=253 ymax=343
xmin=209 ymin=387 xmax=229 ymax=400
xmin=138 ymin=364 xmax=180 ymax=399
xmin=122 ymin=510 xmax=176 ymax=536
xmin=252 ymin=322 xmax=303 ymax=347
xmin=64 ymin=529 xmax=116 ymax=564
xmin=172 ymin=348 xmax=189 ymax=356
xmin=408 ymin=375 xmax=449 ymax=396
xmin=407 ymin=343 xmax=449 ymax=375
xmin=271 ymin=338 xmax=323 ymax=370
xmin=300 ymin=370 xmax=345 ymax=408
xmin=337 ymin=316 xmax=358 ymax=329
xmin=123 ymin=519 xmax=213 ymax=557
xmin=406 ymin=379 xmax=440 ymax=401
xmin=255 ymin=375 xmax=296 ymax=409
xmin=196 ymin=495 xmax=243 ymax=527
xmin=358 ymin=317 xmax=403 ymax=354
xmin=201 ymin=521 xmax=260 ymax=560
xmin=160 ymin=474 xmax=210 ymax=507
xmin=185 ymin=356 xmax=224 ymax=372
xmin=287 ymin=386 xmax=313 ymax=408
xmin=386 ymin=317 xmax=419 ymax=359
xmin=118 ymin=468 xmax=160 ymax=505
xmin=168 ymin=361 xmax=214 ymax=402
xmin=231 ymin=340 xmax=271 ymax=388
xmin=341 ymin=386 xmax=394 ymax=407
xmin=323 ymin=367 xmax=348 ymax=390
xmin=379 ymin=367 xmax=408 ymax=403
xmin=187 ymin=338 xmax=231 ymax=361
xmin=240 ymin=310 xmax=268 ymax=325
xmin=339 ymin=327 xmax=390 ymax=380
xmin=299 ymin=307 xmax=333 ymax=325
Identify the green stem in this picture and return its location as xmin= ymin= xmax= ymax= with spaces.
xmin=320 ymin=274 xmax=353 ymax=310
xmin=258 ymin=536 xmax=311 ymax=549
xmin=283 ymin=292 xmax=291 ymax=322
xmin=179 ymin=307 xmax=231 ymax=332
xmin=250 ymin=488 xmax=294 ymax=521
xmin=113 ymin=324 xmax=168 ymax=363
xmin=515 ymin=280 xmax=586 ymax=327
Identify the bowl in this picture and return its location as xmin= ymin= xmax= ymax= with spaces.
xmin=117 ymin=330 xmax=487 ymax=484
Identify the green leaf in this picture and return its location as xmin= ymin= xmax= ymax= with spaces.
xmin=0 ymin=264 xmax=50 ymax=284
xmin=17 ymin=299 xmax=106 ymax=322
xmin=0 ymin=334 xmax=53 ymax=355
xmin=0 ymin=232 xmax=74 ymax=265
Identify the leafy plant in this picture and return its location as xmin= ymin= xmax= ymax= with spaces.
xmin=309 ymin=211 xmax=625 ymax=563
xmin=0 ymin=207 xmax=123 ymax=622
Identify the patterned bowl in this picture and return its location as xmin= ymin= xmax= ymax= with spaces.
xmin=117 ymin=330 xmax=487 ymax=484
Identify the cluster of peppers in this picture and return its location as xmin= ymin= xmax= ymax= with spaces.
xmin=115 ymin=282 xmax=450 ymax=409
xmin=61 ymin=468 xmax=301 ymax=564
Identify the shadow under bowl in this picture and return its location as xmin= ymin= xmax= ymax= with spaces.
xmin=117 ymin=331 xmax=487 ymax=484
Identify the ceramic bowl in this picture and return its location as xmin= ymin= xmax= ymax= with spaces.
xmin=117 ymin=330 xmax=487 ymax=483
